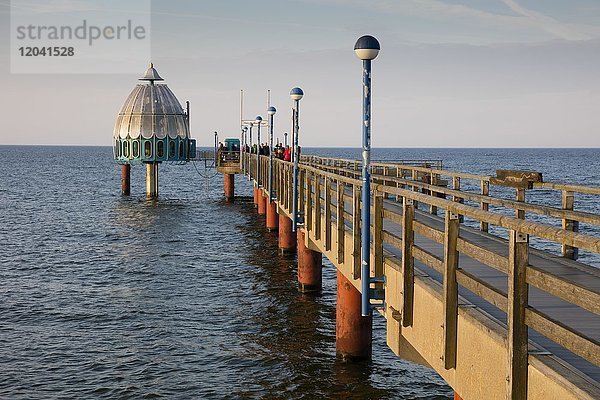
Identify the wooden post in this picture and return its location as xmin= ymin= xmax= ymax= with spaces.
xmin=299 ymin=169 xmax=306 ymax=218
xmin=315 ymin=174 xmax=322 ymax=241
xmin=480 ymin=180 xmax=489 ymax=232
xmin=306 ymin=172 xmax=313 ymax=232
xmin=411 ymin=169 xmax=419 ymax=209
xmin=429 ymin=173 xmax=438 ymax=215
xmin=325 ymin=177 xmax=332 ymax=251
xmin=516 ymin=188 xmax=525 ymax=219
xmin=337 ymin=181 xmax=345 ymax=264
xmin=352 ymin=185 xmax=361 ymax=279
xmin=396 ymin=167 xmax=402 ymax=203
xmin=374 ymin=193 xmax=384 ymax=288
xmin=452 ymin=177 xmax=462 ymax=222
xmin=562 ymin=190 xmax=579 ymax=260
xmin=443 ymin=209 xmax=459 ymax=370
xmin=507 ymin=230 xmax=529 ymax=399
xmin=401 ymin=198 xmax=415 ymax=327
xmin=383 ymin=167 xmax=389 ymax=199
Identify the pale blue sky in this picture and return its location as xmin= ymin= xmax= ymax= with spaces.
xmin=0 ymin=0 xmax=599 ymax=147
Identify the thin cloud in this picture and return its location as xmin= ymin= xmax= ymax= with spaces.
xmin=502 ymin=0 xmax=591 ymax=40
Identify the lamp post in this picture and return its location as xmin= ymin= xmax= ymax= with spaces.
xmin=248 ymin=124 xmax=253 ymax=181
xmin=255 ymin=115 xmax=263 ymax=187
xmin=354 ymin=35 xmax=380 ymax=317
xmin=284 ymin=132 xmax=288 ymax=147
xmin=290 ymin=87 xmax=304 ymax=232
xmin=267 ymin=106 xmax=277 ymax=201
xmin=214 ymin=131 xmax=218 ymax=164
xmin=242 ymin=126 xmax=248 ymax=175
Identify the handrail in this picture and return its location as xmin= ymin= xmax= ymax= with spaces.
xmin=244 ymin=152 xmax=600 ymax=377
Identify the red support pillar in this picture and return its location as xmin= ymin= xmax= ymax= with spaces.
xmin=257 ymin=190 xmax=267 ymax=215
xmin=224 ymin=173 xmax=234 ymax=202
xmin=278 ymin=214 xmax=296 ymax=254
xmin=297 ymin=229 xmax=322 ymax=292
xmin=454 ymin=392 xmax=463 ymax=400
xmin=336 ymin=270 xmax=372 ymax=361
xmin=121 ymin=164 xmax=130 ymax=196
xmin=266 ymin=200 xmax=279 ymax=231
xmin=253 ymin=186 xmax=259 ymax=208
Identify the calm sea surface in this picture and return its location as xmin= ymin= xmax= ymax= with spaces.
xmin=1 ymin=146 xmax=599 ymax=399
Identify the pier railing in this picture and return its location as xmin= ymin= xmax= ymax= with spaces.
xmin=301 ymin=154 xmax=600 ymax=261
xmin=244 ymin=152 xmax=600 ymax=397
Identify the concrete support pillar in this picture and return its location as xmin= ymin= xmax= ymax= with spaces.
xmin=297 ymin=229 xmax=322 ymax=292
xmin=266 ymin=200 xmax=278 ymax=231
xmin=257 ymin=190 xmax=267 ymax=215
xmin=121 ymin=164 xmax=130 ymax=196
xmin=278 ymin=214 xmax=296 ymax=254
xmin=224 ymin=173 xmax=234 ymax=202
xmin=253 ymin=186 xmax=259 ymax=208
xmin=145 ymin=163 xmax=158 ymax=198
xmin=336 ymin=270 xmax=372 ymax=361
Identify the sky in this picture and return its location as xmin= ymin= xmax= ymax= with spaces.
xmin=0 ymin=0 xmax=599 ymax=147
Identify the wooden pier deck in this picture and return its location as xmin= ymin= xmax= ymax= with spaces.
xmin=227 ymin=153 xmax=600 ymax=399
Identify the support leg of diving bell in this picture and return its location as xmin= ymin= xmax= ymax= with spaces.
xmin=146 ymin=162 xmax=158 ymax=198
xmin=224 ymin=173 xmax=235 ymax=202
xmin=121 ymin=164 xmax=131 ymax=196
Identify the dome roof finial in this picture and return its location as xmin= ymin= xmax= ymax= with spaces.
xmin=140 ymin=62 xmax=163 ymax=83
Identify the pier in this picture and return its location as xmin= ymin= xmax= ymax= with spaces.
xmin=217 ymin=151 xmax=600 ymax=399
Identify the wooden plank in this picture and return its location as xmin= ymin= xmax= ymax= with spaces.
xmin=480 ymin=180 xmax=489 ymax=232
xmin=443 ymin=210 xmax=459 ymax=370
xmin=325 ymin=177 xmax=332 ymax=251
xmin=456 ymin=237 xmax=508 ymax=274
xmin=526 ymin=265 xmax=600 ymax=316
xmin=413 ymin=220 xmax=444 ymax=244
xmin=401 ymin=198 xmax=415 ymax=327
xmin=337 ymin=181 xmax=345 ymax=264
xmin=507 ymin=230 xmax=529 ymax=399
xmin=562 ymin=190 xmax=579 ymax=260
xmin=353 ymin=185 xmax=361 ymax=279
xmin=413 ymin=244 xmax=443 ymax=273
xmin=383 ymin=230 xmax=402 ymax=249
xmin=526 ymin=308 xmax=600 ymax=367
xmin=374 ymin=193 xmax=384 ymax=284
xmin=456 ymin=269 xmax=508 ymax=312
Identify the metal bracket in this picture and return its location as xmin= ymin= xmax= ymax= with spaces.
xmin=370 ymin=276 xmax=386 ymax=284
xmin=369 ymin=288 xmax=385 ymax=301
xmin=449 ymin=211 xmax=459 ymax=220
xmin=516 ymin=232 xmax=528 ymax=243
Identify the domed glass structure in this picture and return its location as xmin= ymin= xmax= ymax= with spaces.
xmin=113 ymin=64 xmax=196 ymax=164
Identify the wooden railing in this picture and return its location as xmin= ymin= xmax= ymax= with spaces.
xmin=302 ymin=155 xmax=600 ymax=261
xmin=245 ymin=152 xmax=600 ymax=396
